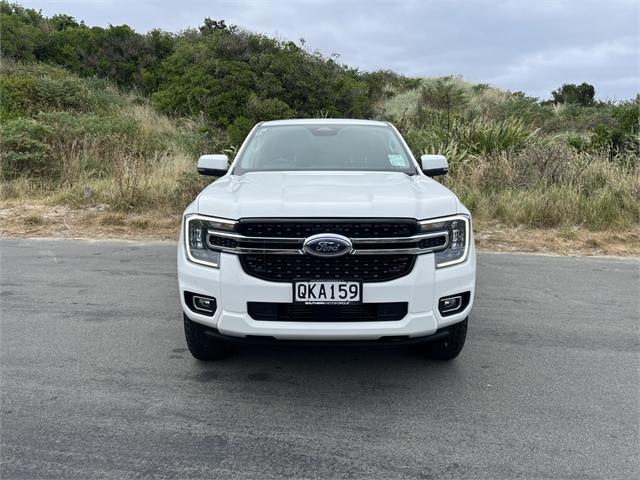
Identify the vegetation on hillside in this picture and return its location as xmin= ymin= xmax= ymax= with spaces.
xmin=380 ymin=77 xmax=639 ymax=229
xmin=1 ymin=1 xmax=638 ymax=233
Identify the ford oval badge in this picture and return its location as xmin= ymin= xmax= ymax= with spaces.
xmin=303 ymin=233 xmax=352 ymax=257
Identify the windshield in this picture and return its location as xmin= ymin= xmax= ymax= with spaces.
xmin=233 ymin=123 xmax=417 ymax=175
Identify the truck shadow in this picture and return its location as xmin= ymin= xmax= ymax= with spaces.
xmin=189 ymin=342 xmax=469 ymax=396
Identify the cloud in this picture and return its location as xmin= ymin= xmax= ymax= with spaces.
xmin=491 ymin=37 xmax=640 ymax=99
xmin=18 ymin=0 xmax=640 ymax=100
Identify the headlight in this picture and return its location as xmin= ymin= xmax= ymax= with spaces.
xmin=419 ymin=215 xmax=470 ymax=268
xmin=184 ymin=214 xmax=237 ymax=268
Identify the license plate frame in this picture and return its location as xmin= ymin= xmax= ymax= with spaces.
xmin=293 ymin=280 xmax=362 ymax=305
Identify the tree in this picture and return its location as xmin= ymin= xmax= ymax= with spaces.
xmin=49 ymin=14 xmax=79 ymax=31
xmin=417 ymin=77 xmax=469 ymax=132
xmin=199 ymin=18 xmax=234 ymax=35
xmin=551 ymin=83 xmax=595 ymax=106
xmin=0 ymin=1 xmax=46 ymax=61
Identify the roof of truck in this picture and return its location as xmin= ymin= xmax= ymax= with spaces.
xmin=260 ymin=118 xmax=390 ymax=127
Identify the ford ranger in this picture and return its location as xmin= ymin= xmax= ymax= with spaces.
xmin=177 ymin=119 xmax=475 ymax=360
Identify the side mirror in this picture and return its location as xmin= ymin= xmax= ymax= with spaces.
xmin=197 ymin=154 xmax=228 ymax=176
xmin=420 ymin=154 xmax=449 ymax=177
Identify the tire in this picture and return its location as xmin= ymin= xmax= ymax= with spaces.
xmin=183 ymin=314 xmax=232 ymax=360
xmin=422 ymin=317 xmax=468 ymax=361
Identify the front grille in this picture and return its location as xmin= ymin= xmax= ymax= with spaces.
xmin=238 ymin=219 xmax=418 ymax=238
xmin=418 ymin=236 xmax=448 ymax=249
xmin=208 ymin=236 xmax=238 ymax=248
xmin=248 ymin=302 xmax=408 ymax=322
xmin=240 ymin=254 xmax=415 ymax=282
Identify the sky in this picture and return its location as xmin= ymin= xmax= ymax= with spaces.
xmin=19 ymin=0 xmax=640 ymax=100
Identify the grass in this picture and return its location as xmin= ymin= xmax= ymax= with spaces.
xmin=1 ymin=61 xmax=218 ymax=215
xmin=383 ymin=77 xmax=640 ymax=232
xmin=2 ymin=133 xmax=206 ymax=214
xmin=442 ymin=141 xmax=639 ymax=230
xmin=1 ymin=62 xmax=639 ymax=253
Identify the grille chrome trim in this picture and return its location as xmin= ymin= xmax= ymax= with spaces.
xmin=206 ymin=229 xmax=449 ymax=256
xmin=207 ymin=231 xmax=302 ymax=243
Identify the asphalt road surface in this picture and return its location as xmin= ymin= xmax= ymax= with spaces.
xmin=1 ymin=239 xmax=638 ymax=479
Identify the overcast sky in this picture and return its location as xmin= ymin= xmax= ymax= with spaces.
xmin=20 ymin=0 xmax=640 ymax=100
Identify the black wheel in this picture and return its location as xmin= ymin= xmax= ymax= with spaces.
xmin=183 ymin=314 xmax=232 ymax=360
xmin=422 ymin=318 xmax=468 ymax=360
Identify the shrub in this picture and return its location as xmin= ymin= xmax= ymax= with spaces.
xmin=416 ymin=77 xmax=469 ymax=130
xmin=228 ymin=116 xmax=254 ymax=146
xmin=0 ymin=4 xmax=46 ymax=61
xmin=109 ymin=149 xmax=147 ymax=210
xmin=0 ymin=61 xmax=125 ymax=120
xmin=403 ymin=117 xmax=535 ymax=167
xmin=245 ymin=94 xmax=294 ymax=123
xmin=149 ymin=27 xmax=372 ymax=127
xmin=173 ymin=170 xmax=209 ymax=209
xmin=444 ymin=141 xmax=640 ymax=230
xmin=0 ymin=117 xmax=54 ymax=179
xmin=0 ymin=63 xmax=92 ymax=118
xmin=452 ymin=118 xmax=535 ymax=155
xmin=551 ymin=83 xmax=596 ymax=106
xmin=0 ymin=61 xmax=222 ymax=214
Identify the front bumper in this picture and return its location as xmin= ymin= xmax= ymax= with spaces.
xmin=201 ymin=323 xmax=455 ymax=347
xmin=177 ymin=233 xmax=476 ymax=341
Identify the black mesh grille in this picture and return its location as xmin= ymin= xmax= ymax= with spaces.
xmin=207 ymin=235 xmax=238 ymax=248
xmin=240 ymin=254 xmax=415 ymax=282
xmin=248 ymin=302 xmax=408 ymax=322
xmin=418 ymin=236 xmax=448 ymax=249
xmin=238 ymin=219 xmax=418 ymax=238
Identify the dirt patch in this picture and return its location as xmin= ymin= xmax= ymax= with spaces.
xmin=1 ymin=202 xmax=638 ymax=256
xmin=0 ymin=203 xmax=179 ymax=241
xmin=473 ymin=222 xmax=640 ymax=257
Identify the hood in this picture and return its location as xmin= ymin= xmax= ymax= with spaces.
xmin=197 ymin=171 xmax=458 ymax=220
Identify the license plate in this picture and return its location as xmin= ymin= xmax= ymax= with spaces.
xmin=293 ymin=281 xmax=362 ymax=304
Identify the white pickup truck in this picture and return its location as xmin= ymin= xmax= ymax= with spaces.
xmin=177 ymin=119 xmax=475 ymax=360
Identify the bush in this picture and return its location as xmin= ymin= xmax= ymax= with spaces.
xmin=0 ymin=3 xmax=46 ymax=61
xmin=245 ymin=94 xmax=293 ymax=123
xmin=551 ymin=83 xmax=596 ymax=106
xmin=0 ymin=58 xmax=229 ymax=213
xmin=0 ymin=62 xmax=93 ymax=118
xmin=0 ymin=117 xmax=54 ymax=179
xmin=0 ymin=61 xmax=126 ymax=120
xmin=228 ymin=116 xmax=254 ymax=146
xmin=403 ymin=117 xmax=534 ymax=166
xmin=416 ymin=77 xmax=469 ymax=127
xmin=452 ymin=118 xmax=534 ymax=155
xmin=173 ymin=170 xmax=209 ymax=209
xmin=445 ymin=141 xmax=640 ymax=230
xmin=149 ymin=28 xmax=373 ymax=127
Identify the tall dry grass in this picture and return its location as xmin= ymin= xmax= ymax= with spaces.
xmin=444 ymin=141 xmax=640 ymax=229
xmin=2 ymin=93 xmax=219 ymax=213
xmin=1 ymin=61 xmax=228 ymax=213
xmin=379 ymin=76 xmax=639 ymax=231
